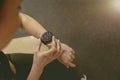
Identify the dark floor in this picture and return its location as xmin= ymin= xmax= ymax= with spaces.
xmin=15 ymin=0 xmax=120 ymax=80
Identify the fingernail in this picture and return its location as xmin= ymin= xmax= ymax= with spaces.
xmin=53 ymin=36 xmax=55 ymax=39
xmin=73 ymin=64 xmax=76 ymax=67
xmin=66 ymin=66 xmax=69 ymax=68
xmin=58 ymin=40 xmax=60 ymax=42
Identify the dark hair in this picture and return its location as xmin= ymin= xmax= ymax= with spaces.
xmin=0 ymin=0 xmax=5 ymax=11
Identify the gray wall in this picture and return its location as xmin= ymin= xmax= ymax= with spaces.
xmin=17 ymin=0 xmax=120 ymax=80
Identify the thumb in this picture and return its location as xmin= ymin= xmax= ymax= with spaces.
xmin=35 ymin=42 xmax=42 ymax=53
xmin=42 ymin=43 xmax=56 ymax=55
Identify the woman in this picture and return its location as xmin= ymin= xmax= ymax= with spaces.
xmin=0 ymin=0 xmax=76 ymax=79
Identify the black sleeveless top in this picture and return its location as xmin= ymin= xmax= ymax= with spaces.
xmin=0 ymin=51 xmax=14 ymax=80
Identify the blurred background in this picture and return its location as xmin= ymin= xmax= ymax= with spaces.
xmin=15 ymin=0 xmax=120 ymax=80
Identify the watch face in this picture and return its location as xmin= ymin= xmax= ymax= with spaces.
xmin=41 ymin=32 xmax=53 ymax=45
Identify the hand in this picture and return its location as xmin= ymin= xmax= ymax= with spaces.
xmin=27 ymin=37 xmax=62 ymax=80
xmin=33 ymin=36 xmax=62 ymax=69
xmin=57 ymin=43 xmax=76 ymax=68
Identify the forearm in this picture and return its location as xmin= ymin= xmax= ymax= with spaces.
xmin=27 ymin=64 xmax=44 ymax=80
xmin=19 ymin=13 xmax=47 ymax=39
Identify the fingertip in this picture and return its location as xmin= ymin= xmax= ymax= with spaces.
xmin=47 ymin=44 xmax=51 ymax=46
xmin=52 ymin=36 xmax=55 ymax=40
xmin=68 ymin=63 xmax=76 ymax=68
xmin=51 ymin=36 xmax=56 ymax=44
xmin=71 ymin=64 xmax=76 ymax=68
xmin=66 ymin=66 xmax=69 ymax=68
xmin=47 ymin=44 xmax=52 ymax=49
xmin=58 ymin=39 xmax=60 ymax=42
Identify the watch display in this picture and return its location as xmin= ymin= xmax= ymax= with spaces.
xmin=41 ymin=31 xmax=53 ymax=45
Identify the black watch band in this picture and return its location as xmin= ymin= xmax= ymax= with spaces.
xmin=41 ymin=31 xmax=53 ymax=45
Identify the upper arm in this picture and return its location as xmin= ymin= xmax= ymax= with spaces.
xmin=19 ymin=13 xmax=31 ymax=28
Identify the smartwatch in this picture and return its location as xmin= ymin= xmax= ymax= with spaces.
xmin=41 ymin=31 xmax=53 ymax=45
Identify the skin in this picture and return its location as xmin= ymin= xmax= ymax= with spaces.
xmin=0 ymin=0 xmax=76 ymax=79
xmin=28 ymin=37 xmax=63 ymax=80
xmin=20 ymin=13 xmax=76 ymax=67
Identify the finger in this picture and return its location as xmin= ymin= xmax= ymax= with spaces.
xmin=58 ymin=47 xmax=64 ymax=57
xmin=57 ymin=40 xmax=60 ymax=53
xmin=44 ymin=41 xmax=57 ymax=55
xmin=71 ymin=54 xmax=75 ymax=60
xmin=66 ymin=66 xmax=69 ymax=68
xmin=47 ymin=36 xmax=56 ymax=47
xmin=57 ymin=40 xmax=64 ymax=56
xmin=47 ymin=37 xmax=60 ymax=55
xmin=50 ymin=40 xmax=63 ymax=61
xmin=70 ymin=58 xmax=74 ymax=62
xmin=71 ymin=49 xmax=75 ymax=54
xmin=68 ymin=56 xmax=74 ymax=62
xmin=38 ymin=42 xmax=42 ymax=51
xmin=34 ymin=42 xmax=42 ymax=53
xmin=68 ymin=62 xmax=76 ymax=68
xmin=48 ymin=40 xmax=61 ymax=61
xmin=44 ymin=46 xmax=56 ymax=55
xmin=53 ymin=40 xmax=61 ymax=58
xmin=63 ymin=56 xmax=75 ymax=67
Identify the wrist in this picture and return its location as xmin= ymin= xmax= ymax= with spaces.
xmin=39 ymin=30 xmax=47 ymax=39
xmin=27 ymin=64 xmax=44 ymax=80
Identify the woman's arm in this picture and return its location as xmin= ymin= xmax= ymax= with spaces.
xmin=19 ymin=12 xmax=76 ymax=68
xmin=27 ymin=64 xmax=43 ymax=80
xmin=27 ymin=37 xmax=62 ymax=80
xmin=19 ymin=13 xmax=47 ymax=39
